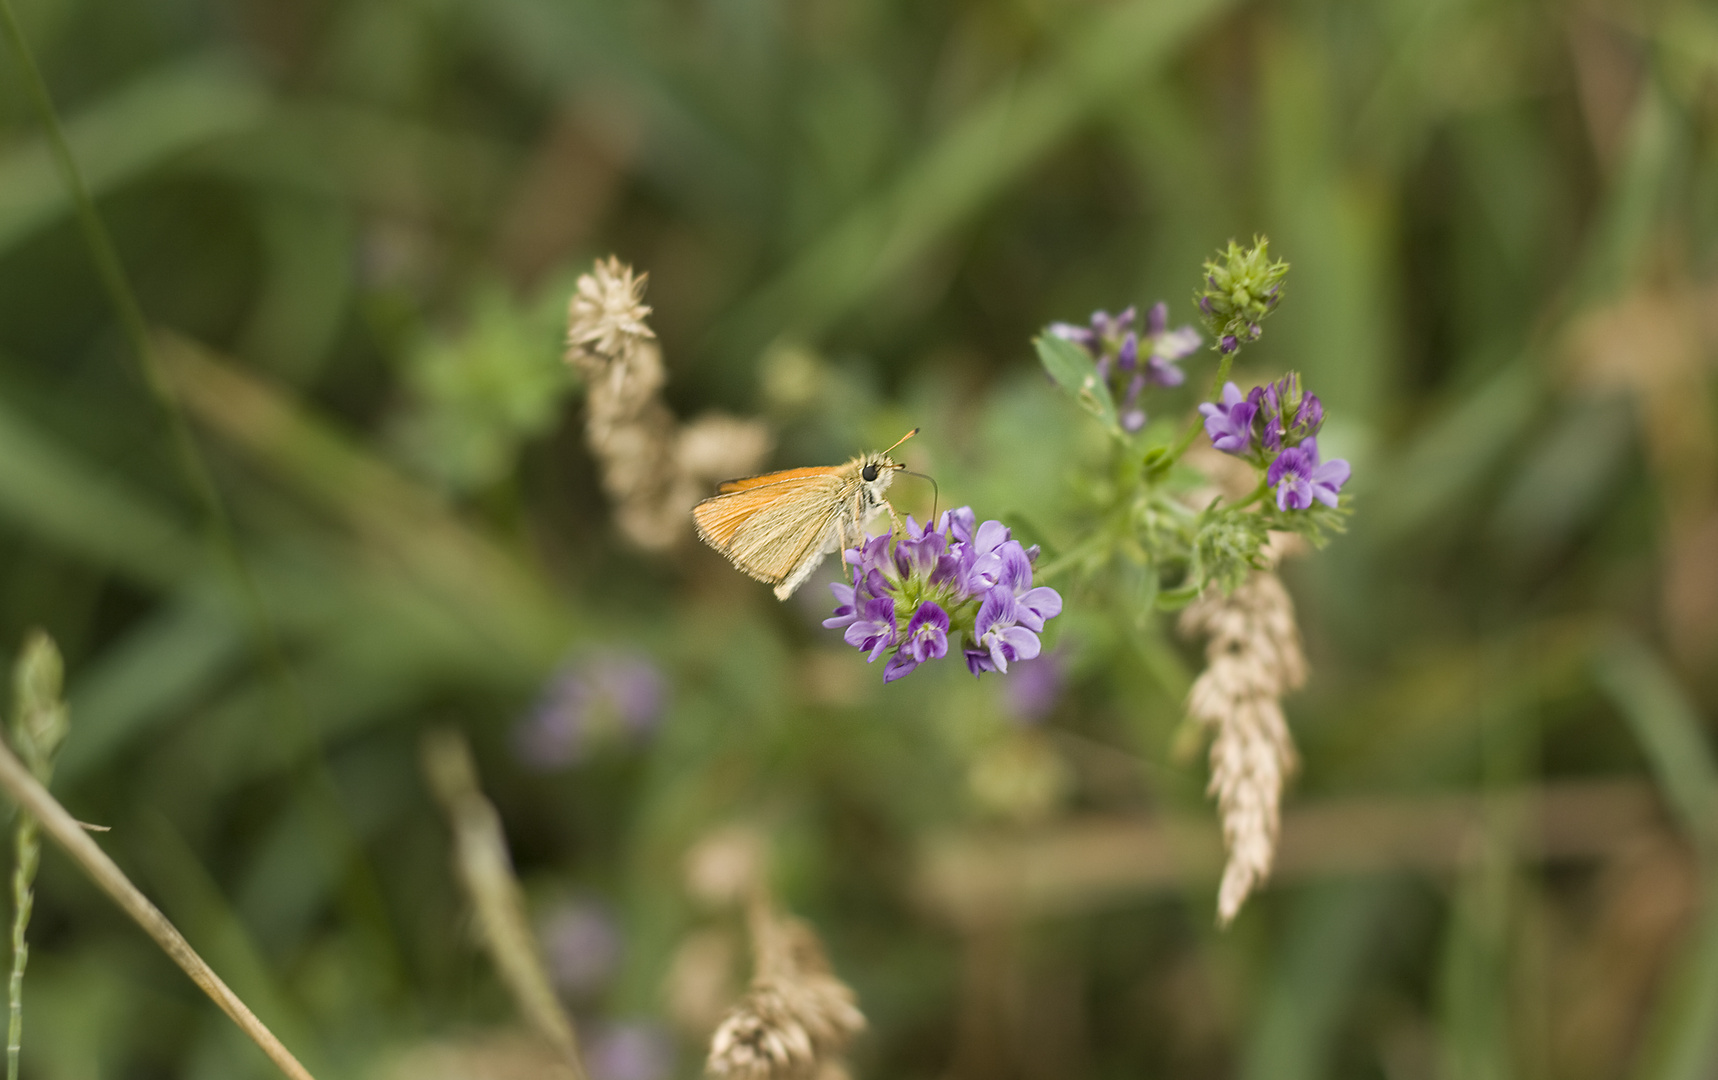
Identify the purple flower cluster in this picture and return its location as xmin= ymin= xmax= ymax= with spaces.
xmin=513 ymin=651 xmax=667 ymax=770
xmin=825 ymin=507 xmax=1063 ymax=682
xmin=1048 ymin=302 xmax=1200 ymax=432
xmin=1199 ymin=372 xmax=1351 ymax=510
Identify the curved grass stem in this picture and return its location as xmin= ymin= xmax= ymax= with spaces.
xmin=0 ymin=736 xmax=319 ymax=1080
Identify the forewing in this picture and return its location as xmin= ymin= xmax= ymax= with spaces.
xmin=715 ymin=466 xmax=844 ymax=494
xmin=693 ymin=472 xmax=849 ymax=585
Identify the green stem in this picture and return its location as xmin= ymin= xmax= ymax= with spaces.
xmin=1033 ymin=529 xmax=1112 ymax=582
xmin=7 ymin=818 xmax=35 ymax=1080
xmin=1165 ymin=348 xmax=1240 ymax=465
xmin=0 ymin=0 xmax=404 ymax=978
xmin=1227 ymin=478 xmax=1272 ymax=513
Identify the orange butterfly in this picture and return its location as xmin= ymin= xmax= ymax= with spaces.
xmin=692 ymin=430 xmax=918 ymax=599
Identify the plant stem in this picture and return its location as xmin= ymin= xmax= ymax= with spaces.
xmin=421 ymin=730 xmax=590 ymax=1080
xmin=7 ymin=816 xmax=36 ymax=1080
xmin=0 ymin=735 xmax=319 ymax=1080
xmin=1165 ymin=348 xmax=1240 ymax=466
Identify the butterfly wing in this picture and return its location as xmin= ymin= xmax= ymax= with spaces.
xmin=714 ymin=466 xmax=846 ymax=495
xmin=693 ymin=468 xmax=853 ymax=592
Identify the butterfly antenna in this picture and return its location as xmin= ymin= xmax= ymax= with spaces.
xmin=882 ymin=427 xmax=920 ymax=455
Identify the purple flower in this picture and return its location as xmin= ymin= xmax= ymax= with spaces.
xmin=823 ymin=574 xmax=860 ymax=630
xmin=1142 ymin=301 xmax=1199 ymax=386
xmin=884 ymin=602 xmax=950 ymax=683
xmin=940 ymin=506 xmax=975 ymax=543
xmin=1006 ymin=650 xmax=1064 ymax=722
xmin=1120 ymin=371 xmax=1148 ymax=433
xmin=1047 ymin=322 xmax=1096 ymax=350
xmin=1266 ymin=437 xmax=1350 ymax=510
xmin=1116 ymin=331 xmax=1139 ymax=371
xmin=844 ymin=596 xmax=898 ymax=661
xmin=893 ymin=516 xmax=944 ymax=578
xmin=539 ymin=899 xmax=622 ymax=997
xmin=1199 ymin=382 xmax=1258 ymax=455
xmin=513 ymin=652 xmax=667 ymax=770
xmin=973 ymin=591 xmax=1042 ymax=674
xmin=826 ymin=507 xmax=1063 ymax=683
xmin=1045 ymin=303 xmax=1199 ymax=431
xmin=1251 ymin=372 xmax=1323 ymax=451
xmin=588 ymin=1022 xmax=675 ymax=1080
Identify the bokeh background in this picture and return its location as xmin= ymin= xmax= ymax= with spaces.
xmin=0 ymin=0 xmax=1716 ymax=1076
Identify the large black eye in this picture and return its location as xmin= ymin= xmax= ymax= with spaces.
xmin=861 ymin=463 xmax=880 ymax=482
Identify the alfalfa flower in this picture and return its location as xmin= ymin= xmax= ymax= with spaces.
xmin=1049 ymin=302 xmax=1201 ymax=432
xmin=827 ymin=509 xmax=1061 ymax=682
xmin=1199 ymin=383 xmax=1259 ymax=455
xmin=1198 ymin=374 xmax=1350 ymax=510
xmin=1266 ymin=438 xmax=1350 ymax=511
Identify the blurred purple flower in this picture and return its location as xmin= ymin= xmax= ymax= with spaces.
xmin=513 ymin=651 xmax=667 ymax=770
xmin=588 ymin=1022 xmax=675 ymax=1080
xmin=1049 ymin=303 xmax=1199 ymax=434
xmin=539 ymin=899 xmax=622 ymax=997
xmin=1266 ymin=437 xmax=1350 ymax=510
xmin=1005 ymin=651 xmax=1064 ymax=722
xmin=1142 ymin=301 xmax=1198 ymax=385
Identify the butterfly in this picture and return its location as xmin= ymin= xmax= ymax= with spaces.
xmin=692 ymin=430 xmax=918 ymax=599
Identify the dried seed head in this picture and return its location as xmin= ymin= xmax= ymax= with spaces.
xmin=705 ymin=901 xmax=865 ymax=1080
xmin=1180 ymin=570 xmax=1306 ymax=925
xmin=567 ymin=256 xmax=655 ymax=359
xmin=565 ymin=258 xmax=770 ymax=551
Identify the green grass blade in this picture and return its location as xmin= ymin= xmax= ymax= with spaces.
xmin=0 ymin=55 xmax=268 ymax=254
xmin=1596 ymin=637 xmax=1718 ymax=1080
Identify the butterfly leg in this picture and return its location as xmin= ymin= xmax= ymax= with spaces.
xmin=885 ymin=499 xmax=904 ymax=534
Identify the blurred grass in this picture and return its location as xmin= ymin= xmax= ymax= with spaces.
xmin=0 ymin=0 xmax=1711 ymax=1077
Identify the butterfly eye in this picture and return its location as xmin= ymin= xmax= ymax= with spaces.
xmin=861 ymin=463 xmax=880 ymax=482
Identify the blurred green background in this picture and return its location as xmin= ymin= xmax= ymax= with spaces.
xmin=0 ymin=0 xmax=1716 ymax=1076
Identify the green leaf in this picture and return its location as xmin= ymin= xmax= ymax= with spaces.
xmin=1034 ymin=334 xmax=1119 ymax=433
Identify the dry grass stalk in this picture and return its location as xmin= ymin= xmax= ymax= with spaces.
xmin=421 ymin=729 xmax=589 ymax=1080
xmin=0 ymin=732 xmax=318 ymax=1080
xmin=566 ymin=257 xmax=770 ymax=550
xmin=706 ymin=895 xmax=866 ymax=1080
xmin=1180 ymin=568 xmax=1306 ymax=925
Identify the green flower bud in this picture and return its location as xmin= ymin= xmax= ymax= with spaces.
xmin=1195 ymin=237 xmax=1289 ymax=354
xmin=13 ymin=630 xmax=67 ymax=776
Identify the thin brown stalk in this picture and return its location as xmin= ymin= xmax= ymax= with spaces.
xmin=420 ymin=729 xmax=589 ymax=1080
xmin=0 ymin=734 xmax=316 ymax=1080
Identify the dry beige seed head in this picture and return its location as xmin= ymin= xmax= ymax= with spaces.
xmin=564 ymin=257 xmax=770 ymax=551
xmin=1180 ymin=570 xmax=1306 ymax=925
xmin=705 ymin=898 xmax=865 ymax=1080
xmin=707 ymin=984 xmax=818 ymax=1080
xmin=567 ymin=256 xmax=655 ymax=358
